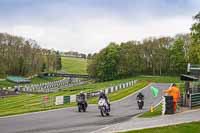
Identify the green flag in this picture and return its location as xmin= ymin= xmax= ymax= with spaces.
xmin=150 ymin=86 xmax=159 ymax=97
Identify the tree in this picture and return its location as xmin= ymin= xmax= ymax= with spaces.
xmin=170 ymin=37 xmax=187 ymax=74
xmin=41 ymin=63 xmax=47 ymax=72
xmin=88 ymin=43 xmax=120 ymax=81
xmin=117 ymin=41 xmax=140 ymax=77
xmin=0 ymin=33 xmax=58 ymax=77
xmin=190 ymin=12 xmax=200 ymax=64
xmin=55 ymin=51 xmax=62 ymax=70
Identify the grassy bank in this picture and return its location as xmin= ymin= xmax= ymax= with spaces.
xmin=61 ymin=57 xmax=88 ymax=74
xmin=135 ymin=75 xmax=181 ymax=83
xmin=0 ymin=80 xmax=15 ymax=88
xmin=139 ymin=104 xmax=162 ymax=118
xmin=123 ymin=121 xmax=200 ymax=133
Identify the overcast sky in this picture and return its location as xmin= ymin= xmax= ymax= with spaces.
xmin=0 ymin=0 xmax=200 ymax=54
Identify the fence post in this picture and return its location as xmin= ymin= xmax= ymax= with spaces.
xmin=189 ymin=94 xmax=192 ymax=109
xmin=162 ymin=96 xmax=166 ymax=115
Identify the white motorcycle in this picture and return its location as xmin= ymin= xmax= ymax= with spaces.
xmin=98 ymin=98 xmax=110 ymax=116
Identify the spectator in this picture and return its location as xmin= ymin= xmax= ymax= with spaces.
xmin=14 ymin=87 xmax=19 ymax=94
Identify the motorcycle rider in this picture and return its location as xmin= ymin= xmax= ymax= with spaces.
xmin=137 ymin=92 xmax=144 ymax=100
xmin=78 ymin=91 xmax=87 ymax=108
xmin=99 ymin=90 xmax=110 ymax=111
xmin=136 ymin=92 xmax=144 ymax=109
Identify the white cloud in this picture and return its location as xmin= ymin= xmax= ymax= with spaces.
xmin=12 ymin=25 xmax=45 ymax=39
xmin=0 ymin=7 xmax=195 ymax=54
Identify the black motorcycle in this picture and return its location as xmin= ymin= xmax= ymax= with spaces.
xmin=137 ymin=99 xmax=144 ymax=110
xmin=77 ymin=98 xmax=87 ymax=112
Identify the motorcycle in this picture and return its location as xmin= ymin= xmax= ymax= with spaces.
xmin=77 ymin=98 xmax=87 ymax=112
xmin=98 ymin=98 xmax=110 ymax=116
xmin=137 ymin=99 xmax=144 ymax=110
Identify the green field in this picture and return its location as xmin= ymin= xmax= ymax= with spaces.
xmin=61 ymin=57 xmax=88 ymax=74
xmin=0 ymin=80 xmax=15 ymax=88
xmin=0 ymin=76 xmax=180 ymax=116
xmin=123 ymin=121 xmax=200 ymax=133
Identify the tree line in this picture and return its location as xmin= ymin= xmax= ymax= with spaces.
xmin=0 ymin=33 xmax=62 ymax=78
xmin=87 ymin=12 xmax=200 ymax=81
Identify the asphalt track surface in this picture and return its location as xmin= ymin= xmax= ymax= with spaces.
xmin=0 ymin=83 xmax=171 ymax=133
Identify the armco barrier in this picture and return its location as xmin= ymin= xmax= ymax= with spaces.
xmin=55 ymin=80 xmax=137 ymax=105
xmin=190 ymin=93 xmax=200 ymax=108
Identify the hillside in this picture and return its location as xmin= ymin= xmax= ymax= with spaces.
xmin=61 ymin=57 xmax=88 ymax=74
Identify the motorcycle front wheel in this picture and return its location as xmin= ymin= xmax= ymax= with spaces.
xmin=99 ymin=107 xmax=104 ymax=116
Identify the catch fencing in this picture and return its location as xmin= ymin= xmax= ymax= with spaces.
xmin=16 ymin=78 xmax=86 ymax=93
xmin=55 ymin=80 xmax=137 ymax=105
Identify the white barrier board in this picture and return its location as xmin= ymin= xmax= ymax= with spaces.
xmin=55 ymin=96 xmax=64 ymax=105
xmin=70 ymin=95 xmax=77 ymax=102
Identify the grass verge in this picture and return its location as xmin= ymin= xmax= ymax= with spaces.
xmin=122 ymin=121 xmax=200 ymax=133
xmin=139 ymin=104 xmax=162 ymax=118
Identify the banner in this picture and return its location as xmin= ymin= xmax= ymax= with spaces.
xmin=70 ymin=95 xmax=77 ymax=102
xmin=64 ymin=96 xmax=70 ymax=103
xmin=55 ymin=96 xmax=64 ymax=105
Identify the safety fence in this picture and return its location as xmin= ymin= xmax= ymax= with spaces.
xmin=55 ymin=80 xmax=137 ymax=105
xmin=190 ymin=93 xmax=200 ymax=109
xmin=15 ymin=78 xmax=86 ymax=93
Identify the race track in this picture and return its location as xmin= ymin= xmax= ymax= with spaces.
xmin=0 ymin=83 xmax=171 ymax=133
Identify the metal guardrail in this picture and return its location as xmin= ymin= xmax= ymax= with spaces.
xmin=190 ymin=93 xmax=200 ymax=108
